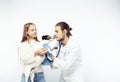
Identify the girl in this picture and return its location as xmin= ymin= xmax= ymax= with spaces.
xmin=18 ymin=22 xmax=47 ymax=82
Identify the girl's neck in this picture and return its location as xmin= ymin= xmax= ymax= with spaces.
xmin=27 ymin=38 xmax=35 ymax=43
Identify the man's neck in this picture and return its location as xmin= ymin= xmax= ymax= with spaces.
xmin=61 ymin=36 xmax=69 ymax=46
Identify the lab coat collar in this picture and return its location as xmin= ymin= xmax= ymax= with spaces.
xmin=64 ymin=36 xmax=73 ymax=48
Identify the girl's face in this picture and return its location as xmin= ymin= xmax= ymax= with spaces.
xmin=26 ymin=24 xmax=37 ymax=39
xmin=54 ymin=26 xmax=65 ymax=41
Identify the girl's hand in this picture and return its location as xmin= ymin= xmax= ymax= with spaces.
xmin=34 ymin=48 xmax=48 ymax=56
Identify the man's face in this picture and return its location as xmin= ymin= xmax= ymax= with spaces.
xmin=54 ymin=26 xmax=64 ymax=41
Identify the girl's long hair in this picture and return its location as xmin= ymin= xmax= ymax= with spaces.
xmin=21 ymin=22 xmax=39 ymax=42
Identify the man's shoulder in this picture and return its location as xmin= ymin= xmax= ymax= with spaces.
xmin=69 ymin=37 xmax=80 ymax=46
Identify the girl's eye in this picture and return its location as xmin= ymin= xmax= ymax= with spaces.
xmin=31 ymin=29 xmax=35 ymax=31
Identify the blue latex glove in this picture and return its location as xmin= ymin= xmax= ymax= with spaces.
xmin=41 ymin=43 xmax=53 ymax=65
xmin=43 ymin=44 xmax=52 ymax=60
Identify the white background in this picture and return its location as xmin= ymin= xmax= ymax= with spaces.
xmin=0 ymin=0 xmax=120 ymax=82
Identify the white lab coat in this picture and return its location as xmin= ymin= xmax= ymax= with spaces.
xmin=53 ymin=37 xmax=84 ymax=82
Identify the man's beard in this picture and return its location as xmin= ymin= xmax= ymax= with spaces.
xmin=59 ymin=35 xmax=65 ymax=42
